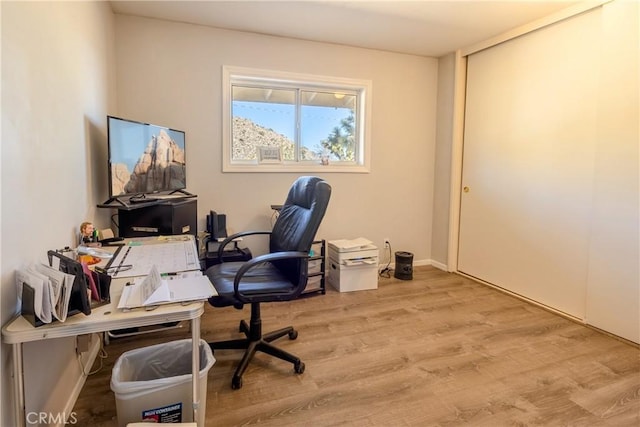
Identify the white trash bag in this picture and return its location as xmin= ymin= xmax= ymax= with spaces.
xmin=111 ymin=339 xmax=214 ymax=426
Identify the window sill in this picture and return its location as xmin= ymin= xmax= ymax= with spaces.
xmin=222 ymin=163 xmax=370 ymax=173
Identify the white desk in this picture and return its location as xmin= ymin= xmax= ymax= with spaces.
xmin=2 ymin=237 xmax=207 ymax=427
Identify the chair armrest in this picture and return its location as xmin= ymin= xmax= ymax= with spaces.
xmin=215 ymin=231 xmax=271 ymax=262
xmin=233 ymin=251 xmax=309 ymax=302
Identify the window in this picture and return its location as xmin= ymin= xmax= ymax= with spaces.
xmin=222 ymin=66 xmax=372 ymax=172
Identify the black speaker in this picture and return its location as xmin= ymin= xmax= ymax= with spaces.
xmin=213 ymin=214 xmax=227 ymax=240
xmin=394 ymin=251 xmax=414 ymax=280
xmin=207 ymin=211 xmax=227 ymax=240
xmin=206 ymin=212 xmax=213 ymax=234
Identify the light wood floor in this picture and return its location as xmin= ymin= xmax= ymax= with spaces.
xmin=74 ymin=266 xmax=640 ymax=426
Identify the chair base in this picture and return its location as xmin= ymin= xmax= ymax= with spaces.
xmin=208 ymin=303 xmax=305 ymax=389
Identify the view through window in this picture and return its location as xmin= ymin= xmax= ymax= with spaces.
xmin=223 ymin=66 xmax=371 ymax=172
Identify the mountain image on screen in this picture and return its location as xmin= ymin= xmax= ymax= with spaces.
xmin=111 ymin=129 xmax=186 ymax=195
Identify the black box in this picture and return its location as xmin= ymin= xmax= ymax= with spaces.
xmin=118 ymin=199 xmax=197 ymax=238
xmin=203 ymin=247 xmax=252 ymax=269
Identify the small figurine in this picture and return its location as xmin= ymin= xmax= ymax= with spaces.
xmin=80 ymin=221 xmax=100 ymax=246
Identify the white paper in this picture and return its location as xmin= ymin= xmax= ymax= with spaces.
xmin=166 ymin=275 xmax=217 ymax=302
xmin=59 ymin=272 xmax=75 ymax=320
xmin=34 ymin=263 xmax=75 ymax=322
xmin=139 ymin=265 xmax=166 ymax=304
xmin=117 ymin=282 xmax=141 ymax=309
xmin=16 ymin=268 xmax=53 ymax=324
xmin=117 ymin=266 xmax=216 ymax=309
xmin=344 ymin=257 xmax=377 ymax=266
xmin=26 ymin=266 xmax=54 ymax=324
xmin=109 ymin=240 xmax=200 ymax=278
xmin=330 ymin=237 xmax=373 ymax=251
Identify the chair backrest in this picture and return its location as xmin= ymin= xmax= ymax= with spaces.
xmin=270 ymin=176 xmax=331 ymax=284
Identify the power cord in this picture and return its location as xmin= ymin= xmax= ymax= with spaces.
xmin=379 ymin=242 xmax=393 ymax=278
xmin=77 ymin=337 xmax=109 ymax=376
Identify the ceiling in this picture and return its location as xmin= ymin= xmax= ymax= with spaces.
xmin=109 ymin=0 xmax=581 ymax=57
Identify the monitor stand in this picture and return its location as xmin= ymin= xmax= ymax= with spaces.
xmin=98 ymin=196 xmax=128 ymax=208
xmin=98 ymin=191 xmax=197 ymax=209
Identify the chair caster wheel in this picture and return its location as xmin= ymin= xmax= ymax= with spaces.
xmin=294 ymin=361 xmax=305 ymax=374
xmin=231 ymin=376 xmax=242 ymax=389
xmin=288 ymin=330 xmax=298 ymax=340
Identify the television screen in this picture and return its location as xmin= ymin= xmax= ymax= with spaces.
xmin=107 ymin=116 xmax=186 ymax=198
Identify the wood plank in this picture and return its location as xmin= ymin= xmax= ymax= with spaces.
xmin=73 ymin=266 xmax=639 ymax=426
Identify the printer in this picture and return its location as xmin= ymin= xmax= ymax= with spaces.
xmin=327 ymin=238 xmax=378 ymax=292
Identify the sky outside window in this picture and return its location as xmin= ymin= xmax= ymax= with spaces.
xmin=232 ymin=101 xmax=353 ymax=152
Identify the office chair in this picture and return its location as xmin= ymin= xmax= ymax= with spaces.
xmin=205 ymin=176 xmax=331 ymax=389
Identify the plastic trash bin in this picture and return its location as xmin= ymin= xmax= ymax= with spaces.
xmin=111 ymin=339 xmax=215 ymax=427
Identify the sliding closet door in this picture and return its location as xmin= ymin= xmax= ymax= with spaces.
xmin=585 ymin=1 xmax=639 ymax=343
xmin=458 ymin=8 xmax=602 ymax=319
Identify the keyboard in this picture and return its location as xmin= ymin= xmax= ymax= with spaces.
xmin=128 ymin=197 xmax=159 ymax=204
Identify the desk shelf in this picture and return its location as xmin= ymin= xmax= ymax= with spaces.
xmin=304 ymin=240 xmax=326 ymax=295
xmin=118 ymin=199 xmax=197 ymax=237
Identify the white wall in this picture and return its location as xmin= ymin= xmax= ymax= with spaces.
xmin=1 ymin=2 xmax=116 ymax=425
xmin=112 ymin=16 xmax=439 ymax=263
xmin=432 ymin=53 xmax=456 ymax=268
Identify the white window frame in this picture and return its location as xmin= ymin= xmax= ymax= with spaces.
xmin=222 ymin=65 xmax=372 ymax=173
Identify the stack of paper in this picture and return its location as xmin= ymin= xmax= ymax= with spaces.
xmin=117 ymin=265 xmax=217 ymax=309
xmin=330 ymin=237 xmax=374 ymax=251
xmin=16 ymin=264 xmax=75 ymax=323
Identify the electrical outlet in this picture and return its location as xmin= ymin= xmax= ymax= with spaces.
xmin=76 ymin=334 xmax=92 ymax=354
xmin=384 ymin=238 xmax=391 ymax=248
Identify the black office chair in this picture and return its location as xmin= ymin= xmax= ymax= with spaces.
xmin=205 ymin=176 xmax=331 ymax=389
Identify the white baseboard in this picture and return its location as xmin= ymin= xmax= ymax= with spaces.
xmin=379 ymin=258 xmax=448 ymax=271
xmin=426 ymin=259 xmax=448 ymax=271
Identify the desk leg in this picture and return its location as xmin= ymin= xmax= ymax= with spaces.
xmin=12 ymin=343 xmax=26 ymax=427
xmin=191 ymin=317 xmax=201 ymax=426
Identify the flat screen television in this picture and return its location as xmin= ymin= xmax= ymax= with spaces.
xmin=107 ymin=116 xmax=187 ymax=201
